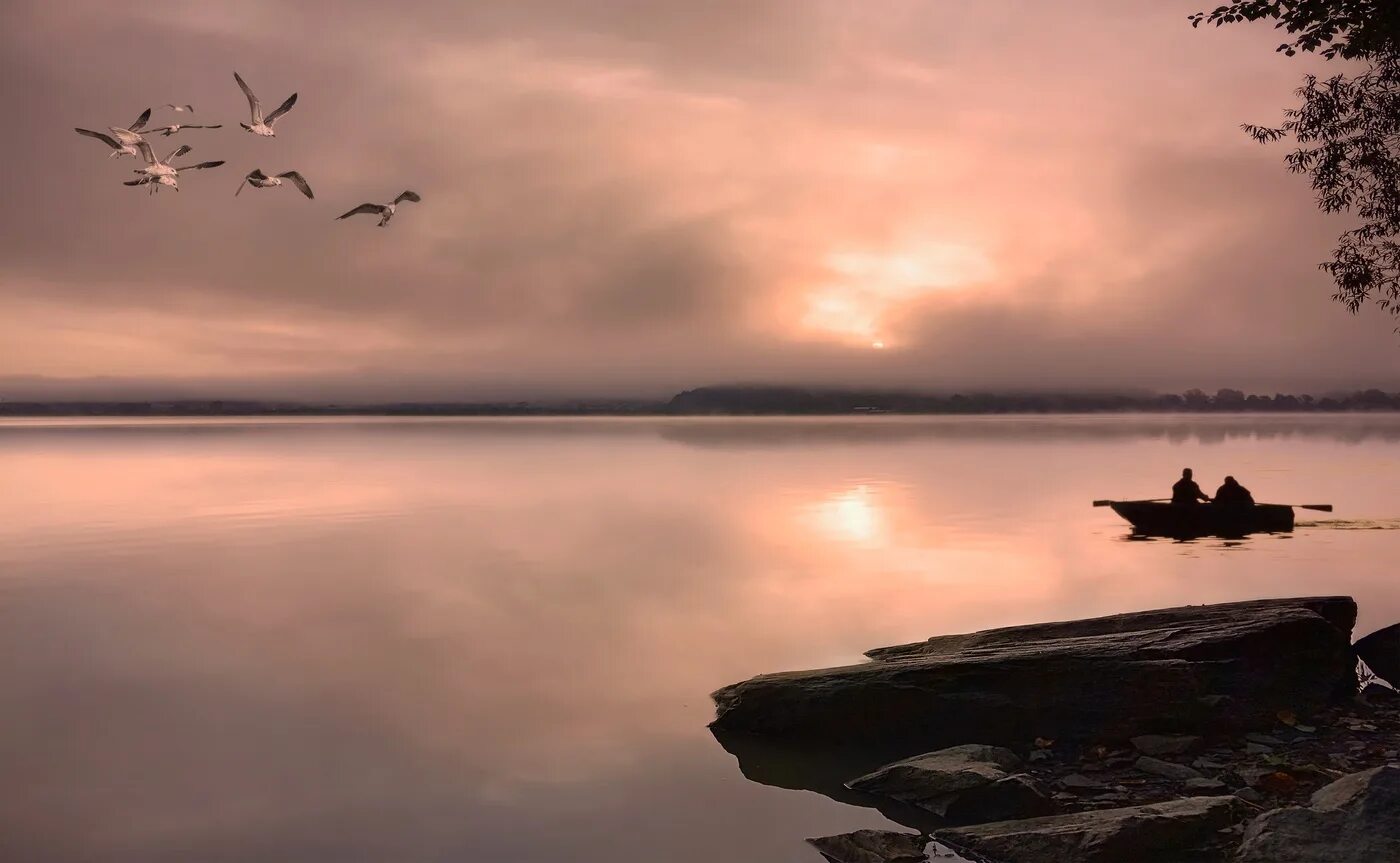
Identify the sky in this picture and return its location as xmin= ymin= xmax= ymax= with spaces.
xmin=2 ymin=0 xmax=1399 ymax=401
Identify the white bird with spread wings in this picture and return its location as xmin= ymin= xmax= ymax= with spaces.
xmin=234 ymin=72 xmax=297 ymax=137
xmin=143 ymin=123 xmax=224 ymax=137
xmin=236 ymin=169 xmax=315 ymax=199
xmin=125 ymin=142 xmax=226 ymax=193
xmin=74 ymin=108 xmax=151 ymax=159
xmin=337 ymin=191 xmax=422 ymax=227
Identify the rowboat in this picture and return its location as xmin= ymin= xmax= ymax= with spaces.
xmin=1108 ymin=501 xmax=1295 ymax=537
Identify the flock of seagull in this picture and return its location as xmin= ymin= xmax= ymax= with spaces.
xmin=76 ymin=72 xmax=422 ymax=226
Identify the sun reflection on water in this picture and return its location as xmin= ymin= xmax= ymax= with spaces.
xmin=810 ymin=484 xmax=889 ymax=547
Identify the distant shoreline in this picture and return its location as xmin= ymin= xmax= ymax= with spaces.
xmin=3 ymin=386 xmax=1400 ymax=417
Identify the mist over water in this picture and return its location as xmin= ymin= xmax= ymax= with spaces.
xmin=3 ymin=414 xmax=1400 ymax=862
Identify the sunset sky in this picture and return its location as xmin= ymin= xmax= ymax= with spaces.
xmin=4 ymin=0 xmax=1399 ymax=400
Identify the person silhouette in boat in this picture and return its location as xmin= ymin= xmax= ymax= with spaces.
xmin=1172 ymin=468 xmax=1211 ymax=506
xmin=1213 ymin=475 xmax=1255 ymax=510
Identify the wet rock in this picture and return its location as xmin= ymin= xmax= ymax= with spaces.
xmin=937 ymin=796 xmax=1247 ymax=863
xmin=846 ymin=745 xmax=1021 ymax=806
xmin=941 ymin=774 xmax=1056 ymax=824
xmin=1184 ymin=777 xmax=1226 ymax=792
xmin=710 ymin=598 xmax=1357 ymax=751
xmin=1134 ymin=756 xmax=1203 ymax=781
xmin=1235 ymin=787 xmax=1265 ymax=805
xmin=846 ymin=745 xmax=1054 ymax=824
xmin=1354 ymin=622 xmax=1400 ymax=687
xmin=1245 ymin=732 xmax=1285 ymax=747
xmin=1130 ymin=734 xmax=1200 ymax=756
xmin=1236 ymin=765 xmax=1400 ymax=861
xmin=1059 ymin=773 xmax=1106 ymax=790
xmin=807 ymin=829 xmax=929 ymax=863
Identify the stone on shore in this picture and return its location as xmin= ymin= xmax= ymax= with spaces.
xmin=806 ymin=829 xmax=929 ymax=863
xmin=845 ymin=744 xmax=1055 ymax=824
xmin=937 ymin=796 xmax=1246 ymax=863
xmin=846 ymin=745 xmax=1020 ymax=806
xmin=1131 ymin=734 xmax=1201 ymax=756
xmin=940 ymin=774 xmax=1056 ymax=824
xmin=1134 ymin=755 xmax=1203 ymax=781
xmin=1236 ymin=764 xmax=1400 ymax=861
xmin=710 ymin=597 xmax=1356 ymax=752
xmin=1354 ymin=622 xmax=1400 ymax=688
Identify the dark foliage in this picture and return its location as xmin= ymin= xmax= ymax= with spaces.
xmin=1189 ymin=2 xmax=1400 ymax=59
xmin=1191 ymin=2 xmax=1400 ymax=319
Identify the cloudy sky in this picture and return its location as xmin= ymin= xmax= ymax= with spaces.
xmin=3 ymin=0 xmax=1398 ymax=401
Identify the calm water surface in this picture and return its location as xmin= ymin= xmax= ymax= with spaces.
xmin=3 ymin=415 xmax=1400 ymax=862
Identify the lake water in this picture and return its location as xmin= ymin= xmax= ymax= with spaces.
xmin=3 ymin=415 xmax=1399 ymax=862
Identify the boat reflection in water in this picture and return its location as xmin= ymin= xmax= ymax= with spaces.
xmin=1108 ymin=501 xmax=1295 ymax=540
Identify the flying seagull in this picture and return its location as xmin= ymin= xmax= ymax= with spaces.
xmin=75 ymin=108 xmax=151 ymax=158
xmin=126 ymin=141 xmax=225 ymax=192
xmin=234 ymin=71 xmax=297 ymax=137
xmin=236 ymin=168 xmax=314 ymax=199
xmin=75 ymin=128 xmax=141 ymax=159
xmin=144 ymin=123 xmax=224 ymax=137
xmin=161 ymin=103 xmax=195 ymax=113
xmin=337 ymin=191 xmax=422 ymax=226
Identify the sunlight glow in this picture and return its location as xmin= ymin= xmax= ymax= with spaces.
xmin=810 ymin=485 xmax=888 ymax=546
xmin=801 ymin=242 xmax=993 ymax=346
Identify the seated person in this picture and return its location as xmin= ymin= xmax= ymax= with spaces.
xmin=1172 ymin=468 xmax=1211 ymax=505
xmin=1214 ymin=475 xmax=1255 ymax=508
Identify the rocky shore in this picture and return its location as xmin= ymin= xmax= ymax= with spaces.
xmin=708 ymin=596 xmax=1400 ymax=862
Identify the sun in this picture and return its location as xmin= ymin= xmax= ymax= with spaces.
xmin=799 ymin=242 xmax=994 ymax=347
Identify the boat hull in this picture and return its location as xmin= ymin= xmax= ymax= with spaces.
xmin=1109 ymin=502 xmax=1294 ymax=537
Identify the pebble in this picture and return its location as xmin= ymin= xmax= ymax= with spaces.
xmin=1059 ymin=773 xmax=1105 ymax=790
xmin=1134 ymin=756 xmax=1203 ymax=781
xmin=1184 ymin=777 xmax=1227 ymax=791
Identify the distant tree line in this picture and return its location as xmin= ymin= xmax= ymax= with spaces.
xmin=3 ymin=388 xmax=1400 ymax=416
xmin=666 ymin=386 xmax=1400 ymax=414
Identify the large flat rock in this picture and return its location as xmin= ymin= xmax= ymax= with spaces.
xmin=865 ymin=596 xmax=1356 ymax=662
xmin=1236 ymin=764 xmax=1400 ymax=861
xmin=937 ymin=796 xmax=1246 ymax=863
xmin=710 ymin=597 xmax=1355 ymax=750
